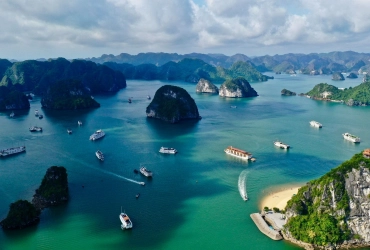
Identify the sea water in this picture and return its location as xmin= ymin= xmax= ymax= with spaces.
xmin=0 ymin=74 xmax=369 ymax=250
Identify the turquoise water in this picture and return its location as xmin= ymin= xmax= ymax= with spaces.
xmin=1 ymin=74 xmax=369 ymax=250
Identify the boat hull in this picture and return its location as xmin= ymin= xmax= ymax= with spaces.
xmin=342 ymin=133 xmax=360 ymax=143
xmin=224 ymin=147 xmax=253 ymax=160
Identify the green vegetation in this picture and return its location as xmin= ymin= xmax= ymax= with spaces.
xmin=220 ymin=77 xmax=258 ymax=97
xmin=0 ymin=86 xmax=30 ymax=110
xmin=36 ymin=166 xmax=68 ymax=200
xmin=264 ymin=207 xmax=269 ymax=212
xmin=41 ymin=79 xmax=100 ymax=110
xmin=1 ymin=200 xmax=40 ymax=229
xmin=306 ymin=82 xmax=370 ymax=105
xmin=273 ymin=207 xmax=280 ymax=213
xmin=285 ymin=153 xmax=370 ymax=246
xmin=281 ymin=89 xmax=296 ymax=96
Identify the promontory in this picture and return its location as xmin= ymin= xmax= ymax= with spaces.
xmin=146 ymin=85 xmax=201 ymax=123
xmin=196 ymin=78 xmax=219 ymax=94
xmin=219 ymin=77 xmax=258 ymax=98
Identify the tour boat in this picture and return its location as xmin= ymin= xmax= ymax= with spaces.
xmin=224 ymin=146 xmax=253 ymax=160
xmin=67 ymin=129 xmax=72 ymax=134
xmin=120 ymin=209 xmax=133 ymax=230
xmin=29 ymin=126 xmax=42 ymax=132
xmin=95 ymin=150 xmax=104 ymax=161
xmin=0 ymin=146 xmax=26 ymax=157
xmin=140 ymin=166 xmax=153 ymax=177
xmin=89 ymin=129 xmax=105 ymax=141
xmin=35 ymin=109 xmax=39 ymax=116
xmin=342 ymin=133 xmax=360 ymax=143
xmin=159 ymin=147 xmax=177 ymax=154
xmin=310 ymin=120 xmax=322 ymax=128
xmin=274 ymin=140 xmax=290 ymax=149
xmin=78 ymin=120 xmax=82 ymax=126
xmin=9 ymin=111 xmax=14 ymax=118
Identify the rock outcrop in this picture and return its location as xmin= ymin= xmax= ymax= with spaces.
xmin=219 ymin=77 xmax=258 ymax=98
xmin=347 ymin=73 xmax=358 ymax=79
xmin=32 ymin=166 xmax=69 ymax=210
xmin=0 ymin=87 xmax=30 ymax=110
xmin=0 ymin=200 xmax=40 ymax=230
xmin=195 ymin=78 xmax=219 ymax=94
xmin=332 ymin=72 xmax=345 ymax=80
xmin=284 ymin=152 xmax=370 ymax=249
xmin=146 ymin=85 xmax=201 ymax=123
xmin=281 ymin=89 xmax=296 ymax=96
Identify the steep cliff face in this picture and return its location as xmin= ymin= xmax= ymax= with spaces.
xmin=196 ymin=78 xmax=219 ymax=94
xmin=284 ymin=152 xmax=370 ymax=249
xmin=219 ymin=77 xmax=258 ymax=98
xmin=146 ymin=85 xmax=200 ymax=123
xmin=0 ymin=87 xmax=30 ymax=110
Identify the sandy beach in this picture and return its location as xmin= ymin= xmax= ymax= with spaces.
xmin=260 ymin=187 xmax=301 ymax=211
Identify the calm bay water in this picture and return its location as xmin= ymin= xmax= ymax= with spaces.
xmin=1 ymin=74 xmax=370 ymax=250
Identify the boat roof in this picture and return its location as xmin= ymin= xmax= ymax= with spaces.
xmin=226 ymin=146 xmax=251 ymax=155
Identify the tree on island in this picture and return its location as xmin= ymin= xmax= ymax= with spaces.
xmin=0 ymin=200 xmax=40 ymax=230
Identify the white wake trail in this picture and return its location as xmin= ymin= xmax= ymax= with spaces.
xmin=100 ymin=169 xmax=145 ymax=186
xmin=238 ymin=170 xmax=248 ymax=201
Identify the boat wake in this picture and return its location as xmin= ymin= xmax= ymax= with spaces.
xmin=238 ymin=170 xmax=248 ymax=201
xmin=100 ymin=169 xmax=145 ymax=186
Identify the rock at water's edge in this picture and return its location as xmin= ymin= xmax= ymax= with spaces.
xmin=196 ymin=78 xmax=219 ymax=94
xmin=332 ymin=72 xmax=345 ymax=81
xmin=219 ymin=77 xmax=258 ymax=98
xmin=0 ymin=200 xmax=40 ymax=230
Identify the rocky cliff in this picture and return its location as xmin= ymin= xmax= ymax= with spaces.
xmin=332 ymin=72 xmax=345 ymax=81
xmin=146 ymin=85 xmax=201 ymax=123
xmin=196 ymin=78 xmax=219 ymax=94
xmin=284 ymin=152 xmax=370 ymax=249
xmin=0 ymin=200 xmax=40 ymax=230
xmin=281 ymin=89 xmax=296 ymax=96
xmin=219 ymin=77 xmax=258 ymax=98
xmin=0 ymin=87 xmax=30 ymax=110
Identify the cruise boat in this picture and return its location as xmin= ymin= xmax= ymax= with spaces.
xmin=39 ymin=114 xmax=43 ymax=119
xmin=95 ymin=150 xmax=104 ymax=161
xmin=310 ymin=120 xmax=322 ymax=128
xmin=67 ymin=129 xmax=72 ymax=134
xmin=159 ymin=147 xmax=177 ymax=154
xmin=274 ymin=140 xmax=290 ymax=149
xmin=140 ymin=166 xmax=153 ymax=177
xmin=29 ymin=126 xmax=42 ymax=132
xmin=89 ymin=129 xmax=105 ymax=141
xmin=78 ymin=120 xmax=82 ymax=126
xmin=119 ymin=209 xmax=133 ymax=230
xmin=9 ymin=111 xmax=14 ymax=118
xmin=342 ymin=132 xmax=360 ymax=143
xmin=224 ymin=146 xmax=253 ymax=160
xmin=0 ymin=146 xmax=26 ymax=157
xmin=35 ymin=109 xmax=39 ymax=116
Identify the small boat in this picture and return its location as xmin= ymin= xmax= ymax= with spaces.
xmin=9 ymin=111 xmax=14 ymax=118
xmin=133 ymin=169 xmax=139 ymax=174
xmin=147 ymin=95 xmax=151 ymax=100
xmin=128 ymin=98 xmax=132 ymax=103
xmin=29 ymin=126 xmax=42 ymax=132
xmin=96 ymin=150 xmax=104 ymax=161
xmin=140 ymin=166 xmax=153 ymax=177
xmin=39 ymin=114 xmax=43 ymax=119
xmin=139 ymin=182 xmax=145 ymax=186
xmin=224 ymin=146 xmax=253 ymax=160
xmin=310 ymin=120 xmax=322 ymax=128
xmin=89 ymin=129 xmax=105 ymax=141
xmin=119 ymin=208 xmax=133 ymax=230
xmin=243 ymin=195 xmax=248 ymax=201
xmin=136 ymin=193 xmax=140 ymax=199
xmin=274 ymin=140 xmax=290 ymax=149
xmin=159 ymin=147 xmax=177 ymax=154
xmin=35 ymin=109 xmax=39 ymax=116
xmin=342 ymin=132 xmax=360 ymax=143
xmin=78 ymin=120 xmax=82 ymax=126
xmin=67 ymin=129 xmax=72 ymax=134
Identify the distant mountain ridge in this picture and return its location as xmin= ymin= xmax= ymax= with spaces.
xmin=87 ymin=51 xmax=370 ymax=75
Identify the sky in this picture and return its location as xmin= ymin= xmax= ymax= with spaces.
xmin=1 ymin=0 xmax=370 ymax=60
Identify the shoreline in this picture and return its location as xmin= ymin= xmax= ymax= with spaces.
xmin=260 ymin=186 xmax=301 ymax=211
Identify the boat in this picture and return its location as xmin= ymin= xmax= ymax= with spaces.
xmin=35 ymin=109 xmax=39 ymax=116
xmin=224 ymin=146 xmax=253 ymax=160
xmin=147 ymin=95 xmax=151 ymax=100
xmin=119 ymin=208 xmax=133 ymax=230
xmin=342 ymin=132 xmax=360 ymax=143
xmin=243 ymin=195 xmax=248 ymax=201
xmin=136 ymin=193 xmax=140 ymax=199
xmin=29 ymin=126 xmax=42 ymax=132
xmin=310 ymin=120 xmax=322 ymax=128
xmin=230 ymin=106 xmax=237 ymax=108
xmin=67 ymin=129 xmax=72 ymax=134
xmin=128 ymin=98 xmax=132 ymax=103
xmin=95 ymin=150 xmax=104 ymax=161
xmin=9 ymin=111 xmax=14 ymax=118
xmin=0 ymin=146 xmax=26 ymax=157
xmin=159 ymin=147 xmax=177 ymax=154
xmin=39 ymin=114 xmax=43 ymax=119
xmin=78 ymin=120 xmax=82 ymax=126
xmin=140 ymin=166 xmax=153 ymax=177
xmin=89 ymin=129 xmax=105 ymax=141
xmin=274 ymin=140 xmax=290 ymax=149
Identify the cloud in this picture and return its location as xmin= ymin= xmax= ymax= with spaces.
xmin=0 ymin=0 xmax=369 ymax=59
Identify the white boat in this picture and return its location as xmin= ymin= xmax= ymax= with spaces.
xmin=310 ymin=121 xmax=322 ymax=128
xmin=0 ymin=146 xmax=26 ymax=157
xmin=78 ymin=120 xmax=82 ymax=126
xmin=243 ymin=195 xmax=248 ymax=201
xmin=89 ymin=129 xmax=105 ymax=141
xmin=342 ymin=132 xmax=360 ymax=143
xmin=67 ymin=129 xmax=72 ymax=134
xmin=140 ymin=166 xmax=153 ymax=177
xmin=35 ymin=109 xmax=39 ymax=116
xmin=29 ymin=126 xmax=42 ymax=132
xmin=9 ymin=111 xmax=14 ymax=118
xmin=224 ymin=146 xmax=253 ymax=160
xmin=274 ymin=141 xmax=290 ymax=149
xmin=159 ymin=147 xmax=177 ymax=154
xmin=119 ymin=209 xmax=133 ymax=230
xmin=147 ymin=95 xmax=151 ymax=100
xmin=95 ymin=150 xmax=104 ymax=161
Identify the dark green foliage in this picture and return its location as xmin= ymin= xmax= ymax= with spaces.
xmin=1 ymin=200 xmax=40 ymax=229
xmin=306 ymin=82 xmax=370 ymax=105
xmin=264 ymin=207 xmax=269 ymax=212
xmin=0 ymin=86 xmax=30 ymax=110
xmin=41 ymin=79 xmax=100 ymax=110
xmin=281 ymin=89 xmax=296 ymax=96
xmin=220 ymin=77 xmax=258 ymax=97
xmin=36 ymin=166 xmax=68 ymax=200
xmin=273 ymin=207 xmax=280 ymax=213
xmin=332 ymin=72 xmax=345 ymax=81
